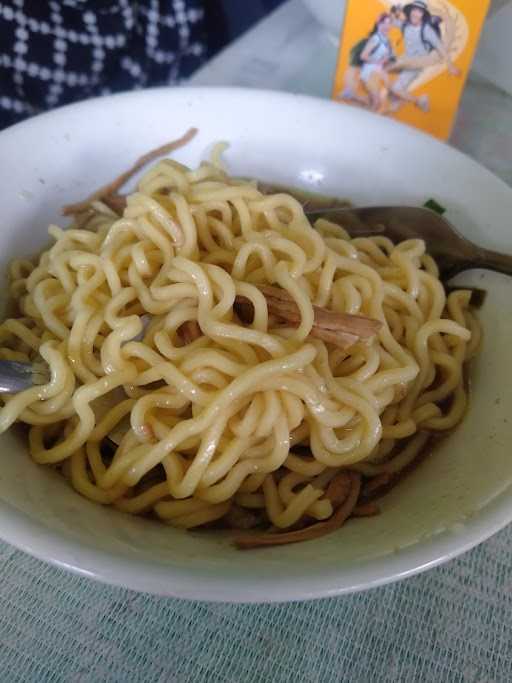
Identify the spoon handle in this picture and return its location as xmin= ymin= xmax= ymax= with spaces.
xmin=476 ymin=248 xmax=512 ymax=277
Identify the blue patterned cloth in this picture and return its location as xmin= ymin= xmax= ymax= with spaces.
xmin=0 ymin=527 xmax=511 ymax=682
xmin=0 ymin=0 xmax=205 ymax=129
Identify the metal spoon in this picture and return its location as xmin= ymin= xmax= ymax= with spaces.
xmin=0 ymin=361 xmax=126 ymax=447
xmin=0 ymin=360 xmax=49 ymax=394
xmin=305 ymin=205 xmax=512 ymax=281
xmin=0 ymin=316 xmax=150 ymax=396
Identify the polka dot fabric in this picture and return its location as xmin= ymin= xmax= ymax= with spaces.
xmin=0 ymin=0 xmax=206 ymax=129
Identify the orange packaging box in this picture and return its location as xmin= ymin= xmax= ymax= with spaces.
xmin=332 ymin=0 xmax=491 ymax=140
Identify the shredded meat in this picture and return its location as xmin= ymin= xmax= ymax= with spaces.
xmin=235 ymin=286 xmax=381 ymax=350
xmin=352 ymin=502 xmax=380 ymax=517
xmin=258 ymin=285 xmax=381 ymax=338
xmin=224 ymin=505 xmax=263 ymax=530
xmin=234 ymin=471 xmax=361 ymax=549
xmin=177 ymin=320 xmax=202 ymax=345
xmin=361 ymin=473 xmax=393 ymax=499
xmin=102 ymin=194 xmax=128 ymax=215
xmin=62 ymin=128 xmax=198 ymax=215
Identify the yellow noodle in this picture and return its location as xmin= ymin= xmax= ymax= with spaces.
xmin=0 ymin=150 xmax=479 ymax=536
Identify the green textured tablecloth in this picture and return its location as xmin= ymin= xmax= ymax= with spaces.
xmin=0 ymin=528 xmax=511 ymax=682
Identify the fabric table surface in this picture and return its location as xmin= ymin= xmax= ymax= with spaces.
xmin=1 ymin=2 xmax=512 ymax=681
xmin=1 ymin=532 xmax=511 ymax=682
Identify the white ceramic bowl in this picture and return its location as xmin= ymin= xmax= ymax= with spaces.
xmin=1 ymin=87 xmax=511 ymax=602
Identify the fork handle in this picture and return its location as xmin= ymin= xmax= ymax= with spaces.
xmin=475 ymin=248 xmax=512 ymax=277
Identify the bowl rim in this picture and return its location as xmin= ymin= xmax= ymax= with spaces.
xmin=1 ymin=486 xmax=511 ymax=602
